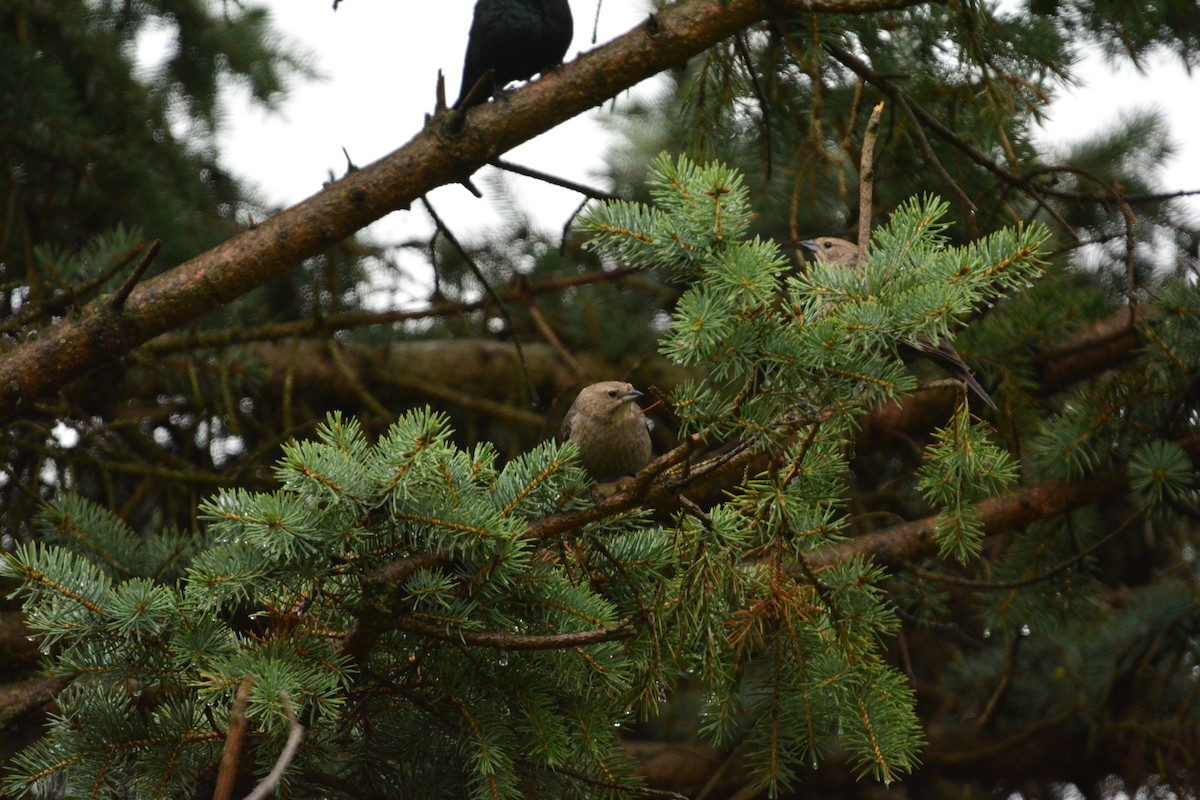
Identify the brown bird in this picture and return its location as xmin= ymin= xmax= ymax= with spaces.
xmin=799 ymin=236 xmax=997 ymax=410
xmin=560 ymin=381 xmax=653 ymax=483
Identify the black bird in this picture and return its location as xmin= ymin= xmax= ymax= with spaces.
xmin=454 ymin=0 xmax=574 ymax=109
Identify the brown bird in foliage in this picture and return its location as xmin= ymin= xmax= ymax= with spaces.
xmin=799 ymin=236 xmax=997 ymax=410
xmin=560 ymin=381 xmax=653 ymax=483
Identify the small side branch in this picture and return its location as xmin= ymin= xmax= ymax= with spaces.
xmin=420 ymin=195 xmax=540 ymax=409
xmin=243 ymin=692 xmax=305 ymax=800
xmin=491 ymin=158 xmax=617 ymax=200
xmin=393 ymin=614 xmax=634 ymax=650
xmin=110 ymin=239 xmax=161 ymax=311
xmin=857 ymin=101 xmax=884 ymax=256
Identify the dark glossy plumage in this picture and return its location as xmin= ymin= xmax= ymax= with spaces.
xmin=454 ymin=0 xmax=573 ymax=109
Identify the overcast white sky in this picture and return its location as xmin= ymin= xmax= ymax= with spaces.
xmin=211 ymin=2 xmax=649 ymax=248
xmin=190 ymin=2 xmax=1198 ymax=297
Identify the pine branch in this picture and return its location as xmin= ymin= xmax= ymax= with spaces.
xmin=139 ymin=265 xmax=641 ymax=354
xmin=0 ymin=675 xmax=72 ymax=729
xmin=391 ymin=614 xmax=634 ymax=650
xmin=823 ymin=42 xmax=1078 ymax=236
xmin=0 ymin=0 xmax=930 ymax=422
xmin=46 ymin=292 xmax=1153 ymax=446
xmin=814 ymin=465 xmax=1130 ymax=567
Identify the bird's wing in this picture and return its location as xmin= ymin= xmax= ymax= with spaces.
xmin=559 ymin=406 xmax=577 ymax=442
xmin=914 ymin=339 xmax=997 ymax=410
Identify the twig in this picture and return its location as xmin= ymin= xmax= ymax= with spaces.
xmin=420 ymin=195 xmax=541 ymax=409
xmin=824 ymin=43 xmax=1079 ymax=240
xmin=243 ymin=692 xmax=305 ymax=800
xmin=525 ymin=299 xmax=584 ymax=377
xmin=733 ymin=32 xmax=772 ymax=180
xmin=899 ymin=507 xmax=1145 ymax=592
xmin=141 ymin=265 xmax=640 ymax=354
xmin=892 ymin=92 xmax=978 ymax=216
xmin=340 ymin=146 xmax=358 ymax=175
xmin=449 ymin=68 xmax=495 ymax=122
xmin=392 ymin=613 xmax=633 ymax=649
xmin=378 ymin=368 xmax=546 ymax=428
xmin=562 ymin=196 xmax=591 ymax=253
xmin=589 ymin=535 xmax=666 ymax=696
xmin=977 ymin=629 xmax=1022 ymax=729
xmin=531 ymin=759 xmax=688 ymax=799
xmin=1120 ymin=199 xmax=1138 ymax=308
xmin=110 ymin=239 xmax=161 ymax=311
xmin=0 ymin=243 xmax=145 ymax=333
xmin=857 ymin=101 xmax=884 ymax=256
xmin=490 ymin=158 xmax=617 ymax=200
xmin=813 ymin=464 xmax=1132 ymax=568
xmin=591 ymin=0 xmax=603 ymax=43
xmin=339 ymin=552 xmax=455 ymax=665
xmin=213 ymin=678 xmax=253 ymax=800
xmin=326 ymin=336 xmax=392 ymax=421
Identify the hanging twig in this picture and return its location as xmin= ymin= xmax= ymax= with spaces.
xmin=420 ymin=196 xmax=541 ymax=409
xmin=591 ymin=0 xmax=604 ymax=43
xmin=733 ymin=32 xmax=773 ymax=180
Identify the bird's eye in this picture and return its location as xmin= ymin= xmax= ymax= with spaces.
xmin=607 ymin=390 xmax=618 ymax=398
xmin=822 ymin=241 xmax=834 ymax=250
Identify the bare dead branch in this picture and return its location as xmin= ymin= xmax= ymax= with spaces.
xmin=243 ymin=692 xmax=305 ymax=800
xmin=391 ymin=614 xmax=634 ymax=650
xmin=857 ymin=101 xmax=884 ymax=254
xmin=490 ymin=158 xmax=617 ymax=200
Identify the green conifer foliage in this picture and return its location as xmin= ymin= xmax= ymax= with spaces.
xmin=0 ymin=1 xmax=374 ymax=543
xmin=4 ymin=157 xmax=1049 ymax=798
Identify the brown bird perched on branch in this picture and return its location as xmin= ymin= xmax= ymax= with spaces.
xmin=799 ymin=236 xmax=997 ymax=410
xmin=560 ymin=381 xmax=653 ymax=484
xmin=454 ymin=0 xmax=574 ymax=109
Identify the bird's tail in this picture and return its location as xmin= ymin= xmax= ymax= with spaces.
xmin=916 ymin=339 xmax=997 ymax=410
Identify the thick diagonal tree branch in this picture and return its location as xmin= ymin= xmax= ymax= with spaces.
xmin=814 ymin=466 xmax=1131 ymax=567
xmin=0 ymin=0 xmax=929 ymax=421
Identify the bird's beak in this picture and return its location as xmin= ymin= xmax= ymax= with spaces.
xmin=621 ymin=388 xmax=643 ymax=403
xmin=798 ymin=239 xmax=818 ymax=252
